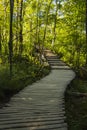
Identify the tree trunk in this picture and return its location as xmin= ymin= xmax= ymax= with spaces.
xmin=0 ymin=26 xmax=2 ymax=54
xmin=86 ymin=0 xmax=87 ymax=64
xmin=3 ymin=1 xmax=8 ymax=55
xmin=15 ymin=0 xmax=19 ymax=54
xmin=9 ymin=0 xmax=14 ymax=76
xmin=53 ymin=0 xmax=59 ymax=45
xmin=42 ymin=0 xmax=52 ymax=52
xmin=19 ymin=0 xmax=23 ymax=54
xmin=30 ymin=19 xmax=32 ymax=56
xmin=36 ymin=0 xmax=39 ymax=45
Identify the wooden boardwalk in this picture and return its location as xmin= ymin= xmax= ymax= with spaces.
xmin=0 ymin=50 xmax=75 ymax=130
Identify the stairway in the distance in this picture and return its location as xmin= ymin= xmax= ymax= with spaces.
xmin=0 ymin=50 xmax=75 ymax=130
xmin=44 ymin=50 xmax=70 ymax=70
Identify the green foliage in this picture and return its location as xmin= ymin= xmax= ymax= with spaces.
xmin=0 ymin=0 xmax=86 ymax=70
xmin=65 ymin=78 xmax=87 ymax=130
xmin=68 ymin=78 xmax=87 ymax=93
xmin=0 ymin=56 xmax=50 ymax=103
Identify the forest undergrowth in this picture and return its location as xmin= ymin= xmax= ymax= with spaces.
xmin=0 ymin=55 xmax=50 ymax=107
xmin=65 ymin=76 xmax=87 ymax=130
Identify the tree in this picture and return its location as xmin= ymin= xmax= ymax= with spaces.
xmin=53 ymin=0 xmax=59 ymax=45
xmin=15 ymin=0 xmax=19 ymax=54
xmin=0 ymin=0 xmax=86 ymax=70
xmin=19 ymin=0 xmax=23 ymax=54
xmin=86 ymin=0 xmax=87 ymax=64
xmin=42 ymin=0 xmax=52 ymax=51
xmin=9 ymin=0 xmax=14 ymax=76
xmin=0 ymin=26 xmax=2 ymax=54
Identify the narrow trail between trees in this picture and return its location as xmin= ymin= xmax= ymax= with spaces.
xmin=0 ymin=50 xmax=75 ymax=130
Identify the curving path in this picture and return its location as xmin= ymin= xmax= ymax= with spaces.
xmin=0 ymin=50 xmax=75 ymax=130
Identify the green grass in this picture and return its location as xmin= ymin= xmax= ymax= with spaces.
xmin=65 ymin=78 xmax=87 ymax=130
xmin=0 ymin=56 xmax=50 ymax=106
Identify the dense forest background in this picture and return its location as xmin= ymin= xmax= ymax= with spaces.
xmin=0 ymin=0 xmax=86 ymax=76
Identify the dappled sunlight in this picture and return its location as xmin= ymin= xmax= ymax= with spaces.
xmin=0 ymin=0 xmax=86 ymax=129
